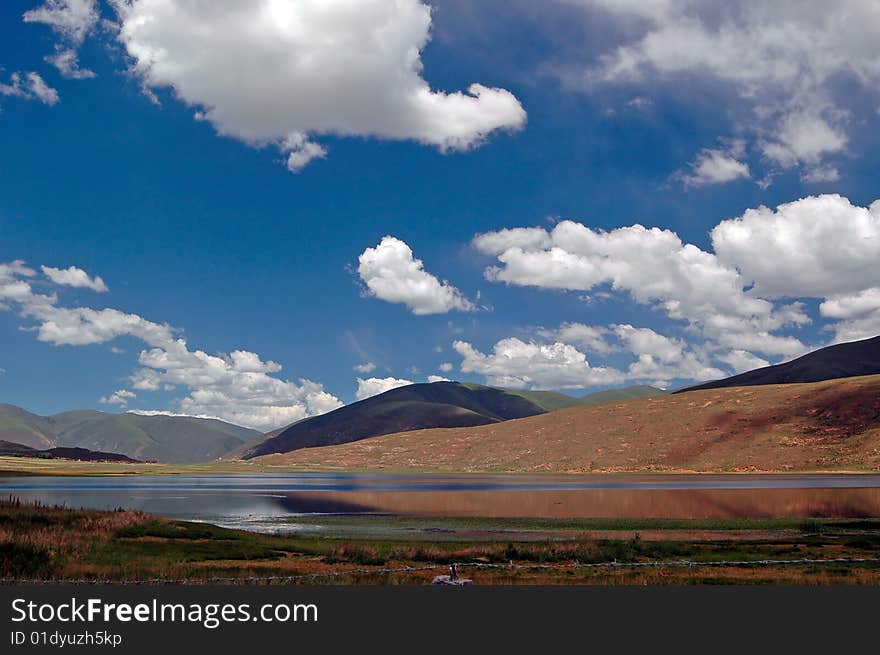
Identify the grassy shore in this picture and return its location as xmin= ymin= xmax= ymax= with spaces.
xmin=0 ymin=455 xmax=268 ymax=476
xmin=2 ymin=498 xmax=880 ymax=585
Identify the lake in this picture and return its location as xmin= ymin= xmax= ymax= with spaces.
xmin=3 ymin=473 xmax=880 ymax=533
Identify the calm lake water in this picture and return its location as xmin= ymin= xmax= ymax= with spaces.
xmin=3 ymin=473 xmax=880 ymax=532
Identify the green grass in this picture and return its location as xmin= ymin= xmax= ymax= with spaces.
xmin=4 ymin=499 xmax=880 ymax=584
xmin=277 ymin=514 xmax=880 ymax=534
xmin=488 ymin=388 xmax=583 ymax=412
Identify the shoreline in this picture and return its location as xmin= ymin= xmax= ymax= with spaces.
xmin=1 ymin=454 xmax=879 ymax=478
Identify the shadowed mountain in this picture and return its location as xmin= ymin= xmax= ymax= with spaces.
xmin=0 ymin=440 xmax=139 ymax=463
xmin=0 ymin=405 xmax=260 ymax=463
xmin=242 ymin=381 xmax=549 ymax=459
xmin=459 ymin=384 xmax=582 ymax=412
xmin=677 ymin=335 xmax=880 ymax=393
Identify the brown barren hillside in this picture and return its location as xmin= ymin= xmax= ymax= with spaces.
xmin=253 ymin=375 xmax=880 ymax=473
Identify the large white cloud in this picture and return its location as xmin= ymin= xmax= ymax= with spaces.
xmin=474 ymin=195 xmax=880 ymax=355
xmin=111 ymin=0 xmax=526 ymax=171
xmin=573 ymin=0 xmax=880 ymax=180
xmin=711 ymin=194 xmax=880 ymax=299
xmin=454 ymin=322 xmax=752 ymax=391
xmin=355 ymin=376 xmax=413 ymax=400
xmin=472 ymin=194 xmax=880 ymax=371
xmin=358 ymin=236 xmax=475 ymax=315
xmin=473 ymin=219 xmax=776 ymax=333
xmin=135 ymin=341 xmax=342 ymax=429
xmin=0 ymin=260 xmax=342 ymax=429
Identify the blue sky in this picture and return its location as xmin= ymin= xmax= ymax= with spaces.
xmin=1 ymin=1 xmax=879 ymax=429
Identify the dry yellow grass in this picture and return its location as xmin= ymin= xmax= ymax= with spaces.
xmin=255 ymin=375 xmax=880 ymax=473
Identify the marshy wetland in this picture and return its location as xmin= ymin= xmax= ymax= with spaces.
xmin=2 ymin=470 xmax=880 ymax=584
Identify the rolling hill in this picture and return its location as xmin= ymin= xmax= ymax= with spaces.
xmin=0 ymin=405 xmax=260 ymax=463
xmin=241 ymin=381 xmax=548 ymax=459
xmin=678 ymin=335 xmax=880 ymax=392
xmin=0 ymin=440 xmax=139 ymax=463
xmin=251 ymin=375 xmax=880 ymax=473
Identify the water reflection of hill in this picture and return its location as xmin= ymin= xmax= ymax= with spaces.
xmin=267 ymin=488 xmax=880 ymax=519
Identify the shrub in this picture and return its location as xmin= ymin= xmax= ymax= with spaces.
xmin=0 ymin=542 xmax=53 ymax=578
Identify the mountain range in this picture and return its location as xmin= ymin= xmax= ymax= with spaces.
xmin=0 ymin=405 xmax=260 ymax=463
xmin=3 ymin=334 xmax=878 ymax=466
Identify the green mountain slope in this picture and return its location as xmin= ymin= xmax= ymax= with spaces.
xmin=0 ymin=405 xmax=259 ymax=463
xmin=579 ymin=385 xmax=667 ymax=405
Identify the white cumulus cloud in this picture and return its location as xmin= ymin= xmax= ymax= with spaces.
xmin=473 ymin=219 xmax=776 ymax=337
xmin=612 ymin=324 xmax=724 ymax=386
xmin=358 ymin=236 xmax=475 ymax=315
xmin=111 ymin=0 xmax=526 ymax=171
xmin=678 ymin=140 xmax=750 ymax=187
xmin=711 ymin=195 xmax=880 ymax=299
xmin=454 ymin=337 xmax=625 ymax=390
xmin=454 ymin=324 xmax=753 ymax=391
xmin=473 ymin=195 xmax=880 ymax=357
